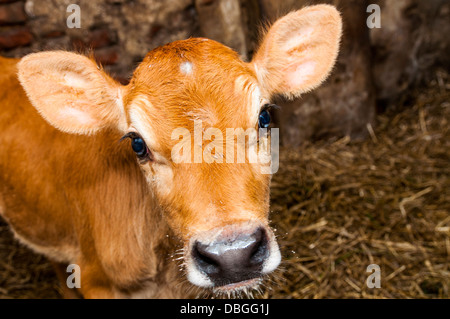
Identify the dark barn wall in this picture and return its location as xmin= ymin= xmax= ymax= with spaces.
xmin=260 ymin=0 xmax=377 ymax=145
xmin=371 ymin=0 xmax=450 ymax=107
xmin=1 ymin=0 xmax=449 ymax=146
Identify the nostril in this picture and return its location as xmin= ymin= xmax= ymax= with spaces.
xmin=249 ymin=227 xmax=269 ymax=266
xmin=192 ymin=242 xmax=220 ymax=275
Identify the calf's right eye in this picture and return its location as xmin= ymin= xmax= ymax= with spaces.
xmin=131 ymin=137 xmax=147 ymax=157
xmin=121 ymin=132 xmax=151 ymax=161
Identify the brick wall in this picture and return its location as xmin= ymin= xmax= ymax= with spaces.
xmin=0 ymin=0 xmax=201 ymax=83
xmin=0 ymin=0 xmax=31 ymax=51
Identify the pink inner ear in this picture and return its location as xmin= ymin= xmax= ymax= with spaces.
xmin=281 ymin=26 xmax=314 ymax=52
xmin=285 ymin=60 xmax=316 ymax=90
xmin=58 ymin=105 xmax=97 ymax=126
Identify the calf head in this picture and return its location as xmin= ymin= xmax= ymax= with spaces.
xmin=18 ymin=5 xmax=342 ymax=295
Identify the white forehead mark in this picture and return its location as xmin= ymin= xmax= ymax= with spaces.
xmin=180 ymin=61 xmax=193 ymax=75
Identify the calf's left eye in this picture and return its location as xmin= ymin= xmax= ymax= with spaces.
xmin=258 ymin=109 xmax=271 ymax=129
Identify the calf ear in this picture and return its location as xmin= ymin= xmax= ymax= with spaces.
xmin=18 ymin=51 xmax=125 ymax=135
xmin=251 ymin=5 xmax=342 ymax=99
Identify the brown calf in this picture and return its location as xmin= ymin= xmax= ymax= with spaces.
xmin=0 ymin=5 xmax=342 ymax=298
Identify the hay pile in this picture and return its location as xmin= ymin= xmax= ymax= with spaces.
xmin=266 ymin=74 xmax=449 ymax=299
xmin=0 ymin=75 xmax=448 ymax=299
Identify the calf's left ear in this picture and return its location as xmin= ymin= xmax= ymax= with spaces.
xmin=251 ymin=5 xmax=342 ymax=99
xmin=18 ymin=51 xmax=125 ymax=135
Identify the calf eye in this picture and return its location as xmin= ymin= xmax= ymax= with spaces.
xmin=121 ymin=132 xmax=150 ymax=161
xmin=131 ymin=137 xmax=147 ymax=157
xmin=258 ymin=109 xmax=271 ymax=129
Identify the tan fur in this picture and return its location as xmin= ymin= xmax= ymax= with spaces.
xmin=0 ymin=6 xmax=342 ymax=298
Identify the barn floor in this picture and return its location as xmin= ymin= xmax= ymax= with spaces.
xmin=0 ymin=76 xmax=448 ymax=299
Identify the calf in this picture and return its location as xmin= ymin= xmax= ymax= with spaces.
xmin=0 ymin=5 xmax=341 ymax=298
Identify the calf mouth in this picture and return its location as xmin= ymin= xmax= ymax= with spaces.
xmin=212 ymin=278 xmax=263 ymax=298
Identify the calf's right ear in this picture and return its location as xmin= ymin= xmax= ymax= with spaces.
xmin=18 ymin=51 xmax=126 ymax=135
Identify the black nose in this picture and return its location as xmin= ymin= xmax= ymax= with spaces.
xmin=192 ymin=227 xmax=269 ymax=286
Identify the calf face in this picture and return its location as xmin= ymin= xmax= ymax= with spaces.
xmin=17 ymin=5 xmax=341 ymax=295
